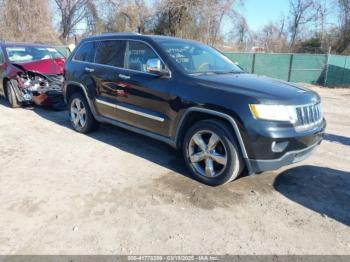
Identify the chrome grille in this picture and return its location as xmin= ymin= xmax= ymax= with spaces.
xmin=294 ymin=103 xmax=323 ymax=131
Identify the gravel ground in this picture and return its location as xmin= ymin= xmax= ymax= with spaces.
xmin=0 ymin=85 xmax=349 ymax=255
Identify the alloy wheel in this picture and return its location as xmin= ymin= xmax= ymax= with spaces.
xmin=70 ymin=98 xmax=87 ymax=128
xmin=188 ymin=130 xmax=228 ymax=178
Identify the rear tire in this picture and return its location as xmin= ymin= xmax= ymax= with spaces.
xmin=6 ymin=80 xmax=21 ymax=108
xmin=183 ymin=119 xmax=244 ymax=186
xmin=68 ymin=92 xmax=99 ymax=133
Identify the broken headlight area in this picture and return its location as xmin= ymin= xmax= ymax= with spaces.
xmin=16 ymin=72 xmax=66 ymax=110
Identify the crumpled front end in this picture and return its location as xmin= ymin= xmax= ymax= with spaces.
xmin=14 ymin=70 xmax=66 ymax=110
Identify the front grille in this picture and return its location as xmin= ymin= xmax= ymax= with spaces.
xmin=294 ymin=103 xmax=323 ymax=131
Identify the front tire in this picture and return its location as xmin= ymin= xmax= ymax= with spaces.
xmin=183 ymin=119 xmax=244 ymax=186
xmin=68 ymin=92 xmax=99 ymax=133
xmin=6 ymin=80 xmax=21 ymax=108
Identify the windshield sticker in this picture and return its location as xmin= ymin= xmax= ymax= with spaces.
xmin=6 ymin=47 xmax=26 ymax=52
xmin=9 ymin=54 xmax=33 ymax=62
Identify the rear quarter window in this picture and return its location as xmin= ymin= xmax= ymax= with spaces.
xmin=74 ymin=41 xmax=96 ymax=62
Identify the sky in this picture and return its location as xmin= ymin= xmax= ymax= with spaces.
xmin=241 ymin=0 xmax=290 ymax=31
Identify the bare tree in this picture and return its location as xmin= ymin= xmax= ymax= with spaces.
xmin=228 ymin=15 xmax=250 ymax=50
xmin=94 ymin=0 xmax=153 ymax=33
xmin=205 ymin=0 xmax=237 ymax=46
xmin=278 ymin=15 xmax=287 ymax=38
xmin=85 ymin=1 xmax=101 ymax=34
xmin=335 ymin=0 xmax=350 ymax=53
xmin=235 ymin=16 xmax=249 ymax=45
xmin=0 ymin=0 xmax=59 ymax=44
xmin=313 ymin=0 xmax=328 ymax=44
xmin=153 ymin=0 xmax=196 ymax=37
xmin=260 ymin=22 xmax=289 ymax=52
xmin=54 ymin=0 xmax=90 ymax=43
xmin=288 ymin=0 xmax=315 ymax=49
xmin=152 ymin=0 xmax=241 ymax=46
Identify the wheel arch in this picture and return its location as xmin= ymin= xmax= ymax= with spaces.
xmin=65 ymin=82 xmax=86 ymax=102
xmin=175 ymin=107 xmax=252 ymax=173
xmin=65 ymin=81 xmax=98 ymax=117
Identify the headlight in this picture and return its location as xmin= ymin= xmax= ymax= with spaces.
xmin=249 ymin=104 xmax=297 ymax=123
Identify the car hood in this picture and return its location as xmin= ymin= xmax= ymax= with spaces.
xmin=11 ymin=58 xmax=65 ymax=75
xmin=195 ymin=73 xmax=320 ymax=105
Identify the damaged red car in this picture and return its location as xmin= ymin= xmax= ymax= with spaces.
xmin=0 ymin=42 xmax=66 ymax=110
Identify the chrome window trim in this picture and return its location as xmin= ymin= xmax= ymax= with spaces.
xmin=72 ymin=38 xmax=172 ymax=78
xmin=95 ymin=99 xmax=165 ymax=122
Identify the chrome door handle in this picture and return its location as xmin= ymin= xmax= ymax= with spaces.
xmin=119 ymin=74 xmax=130 ymax=80
xmin=85 ymin=67 xmax=94 ymax=73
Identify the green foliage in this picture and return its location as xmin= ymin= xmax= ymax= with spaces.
xmin=296 ymin=38 xmax=323 ymax=54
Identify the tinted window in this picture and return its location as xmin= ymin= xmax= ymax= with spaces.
xmin=126 ymin=41 xmax=161 ymax=72
xmin=95 ymin=40 xmax=126 ymax=67
xmin=0 ymin=49 xmax=4 ymax=64
xmin=74 ymin=42 xmax=95 ymax=62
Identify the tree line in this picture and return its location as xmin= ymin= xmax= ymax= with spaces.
xmin=0 ymin=0 xmax=350 ymax=54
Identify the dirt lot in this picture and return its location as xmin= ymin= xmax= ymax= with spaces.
xmin=0 ymin=85 xmax=349 ymax=255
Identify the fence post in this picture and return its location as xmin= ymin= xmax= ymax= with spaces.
xmin=251 ymin=53 xmax=256 ymax=74
xmin=323 ymin=47 xmax=332 ymax=87
xmin=288 ymin=54 xmax=294 ymax=82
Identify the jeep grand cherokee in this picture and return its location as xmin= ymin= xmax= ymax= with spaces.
xmin=63 ymin=33 xmax=326 ymax=186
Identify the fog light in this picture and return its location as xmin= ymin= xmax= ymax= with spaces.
xmin=271 ymin=141 xmax=289 ymax=153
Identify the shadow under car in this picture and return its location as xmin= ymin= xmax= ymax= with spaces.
xmin=274 ymin=165 xmax=350 ymax=226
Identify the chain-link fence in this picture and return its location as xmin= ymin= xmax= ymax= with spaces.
xmin=224 ymin=52 xmax=350 ymax=87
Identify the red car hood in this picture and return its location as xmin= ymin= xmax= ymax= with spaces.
xmin=12 ymin=58 xmax=65 ymax=75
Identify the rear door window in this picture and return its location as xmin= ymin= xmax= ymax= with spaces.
xmin=94 ymin=40 xmax=126 ymax=68
xmin=74 ymin=41 xmax=96 ymax=62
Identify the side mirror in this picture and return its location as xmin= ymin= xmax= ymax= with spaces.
xmin=146 ymin=58 xmax=170 ymax=77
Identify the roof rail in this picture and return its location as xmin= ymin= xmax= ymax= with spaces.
xmin=99 ymin=32 xmax=141 ymax=36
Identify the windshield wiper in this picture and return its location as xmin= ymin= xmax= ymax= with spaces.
xmin=213 ymin=70 xmax=245 ymax=75
xmin=189 ymin=71 xmax=218 ymax=76
xmin=190 ymin=70 xmax=245 ymax=76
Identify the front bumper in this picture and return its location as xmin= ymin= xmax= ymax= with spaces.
xmin=32 ymin=90 xmax=66 ymax=110
xmin=248 ymin=140 xmax=321 ymax=173
xmin=244 ymin=119 xmax=326 ymax=173
xmin=14 ymin=84 xmax=66 ymax=111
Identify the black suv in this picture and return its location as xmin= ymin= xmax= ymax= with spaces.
xmin=63 ymin=33 xmax=326 ymax=186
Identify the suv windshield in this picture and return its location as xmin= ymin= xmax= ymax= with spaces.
xmin=157 ymin=39 xmax=243 ymax=75
xmin=5 ymin=46 xmax=64 ymax=63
